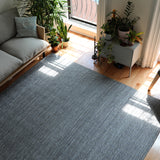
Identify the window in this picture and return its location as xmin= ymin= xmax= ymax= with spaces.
xmin=68 ymin=0 xmax=97 ymax=25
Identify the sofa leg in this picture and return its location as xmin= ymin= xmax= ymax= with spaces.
xmin=43 ymin=52 xmax=45 ymax=58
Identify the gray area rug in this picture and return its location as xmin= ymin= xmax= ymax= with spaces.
xmin=0 ymin=54 xmax=160 ymax=160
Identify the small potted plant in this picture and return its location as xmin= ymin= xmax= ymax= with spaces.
xmin=48 ymin=28 xmax=60 ymax=52
xmin=96 ymin=38 xmax=106 ymax=55
xmin=101 ymin=9 xmax=120 ymax=40
xmin=96 ymin=38 xmax=115 ymax=64
xmin=57 ymin=20 xmax=72 ymax=48
xmin=105 ymin=44 xmax=115 ymax=64
xmin=127 ymin=29 xmax=144 ymax=46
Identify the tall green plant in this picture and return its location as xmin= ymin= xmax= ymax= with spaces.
xmin=57 ymin=20 xmax=72 ymax=42
xmin=25 ymin=0 xmax=68 ymax=32
xmin=120 ymin=1 xmax=140 ymax=29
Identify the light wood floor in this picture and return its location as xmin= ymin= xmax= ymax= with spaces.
xmin=56 ymin=32 xmax=160 ymax=160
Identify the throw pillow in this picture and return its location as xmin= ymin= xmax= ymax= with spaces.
xmin=15 ymin=16 xmax=37 ymax=38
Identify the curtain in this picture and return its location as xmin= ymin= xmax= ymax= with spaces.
xmin=141 ymin=0 xmax=160 ymax=68
xmin=96 ymin=0 xmax=111 ymax=41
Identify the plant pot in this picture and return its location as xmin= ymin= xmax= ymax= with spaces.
xmin=118 ymin=27 xmax=130 ymax=45
xmin=62 ymin=41 xmax=69 ymax=48
xmin=52 ymin=45 xmax=59 ymax=52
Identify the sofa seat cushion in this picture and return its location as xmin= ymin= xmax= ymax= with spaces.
xmin=0 ymin=50 xmax=22 ymax=82
xmin=0 ymin=38 xmax=49 ymax=63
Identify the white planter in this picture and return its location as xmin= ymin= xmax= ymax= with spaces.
xmin=118 ymin=29 xmax=130 ymax=44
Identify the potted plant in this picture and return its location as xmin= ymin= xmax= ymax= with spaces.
xmin=105 ymin=44 xmax=115 ymax=64
xmin=96 ymin=38 xmax=106 ymax=55
xmin=24 ymin=0 xmax=68 ymax=32
xmin=57 ymin=20 xmax=72 ymax=48
xmin=127 ymin=29 xmax=144 ymax=46
xmin=101 ymin=1 xmax=140 ymax=45
xmin=101 ymin=9 xmax=120 ymax=40
xmin=120 ymin=1 xmax=140 ymax=29
xmin=48 ymin=28 xmax=60 ymax=52
xmin=96 ymin=38 xmax=115 ymax=64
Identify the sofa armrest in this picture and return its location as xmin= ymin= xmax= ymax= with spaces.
xmin=37 ymin=25 xmax=45 ymax=40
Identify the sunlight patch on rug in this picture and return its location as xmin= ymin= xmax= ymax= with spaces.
xmin=39 ymin=65 xmax=59 ymax=77
xmin=123 ymin=91 xmax=160 ymax=128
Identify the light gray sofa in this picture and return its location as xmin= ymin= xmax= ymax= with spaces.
xmin=0 ymin=8 xmax=50 ymax=87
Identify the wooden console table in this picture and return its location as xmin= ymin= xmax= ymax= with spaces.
xmin=100 ymin=41 xmax=142 ymax=77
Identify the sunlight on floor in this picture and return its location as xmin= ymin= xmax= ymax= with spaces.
xmin=58 ymin=49 xmax=83 ymax=59
xmin=39 ymin=66 xmax=59 ymax=77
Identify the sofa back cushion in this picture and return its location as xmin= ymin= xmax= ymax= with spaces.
xmin=0 ymin=8 xmax=19 ymax=44
xmin=15 ymin=16 xmax=38 ymax=38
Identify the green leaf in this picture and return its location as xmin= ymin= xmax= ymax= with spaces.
xmin=68 ymin=24 xmax=72 ymax=32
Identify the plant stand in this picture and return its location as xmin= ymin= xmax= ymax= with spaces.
xmin=99 ymin=41 xmax=142 ymax=77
